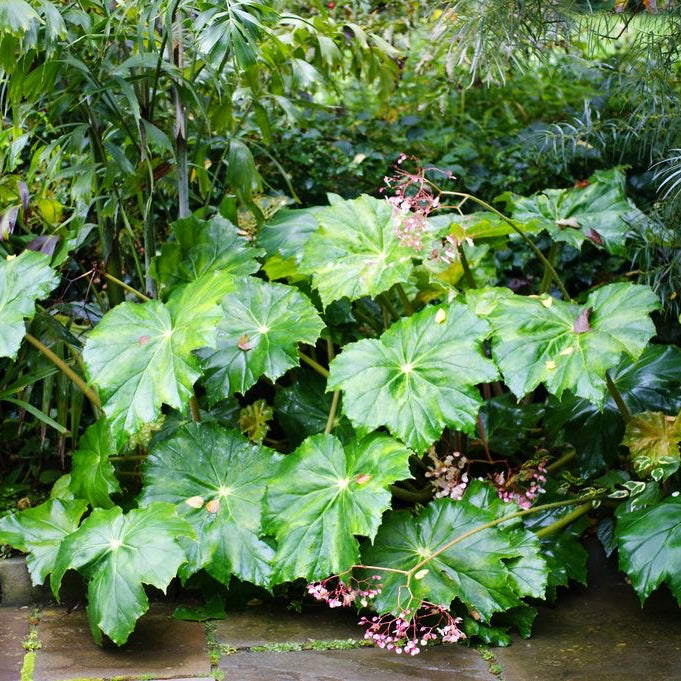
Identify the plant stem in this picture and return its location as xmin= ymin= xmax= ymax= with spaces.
xmin=298 ymin=350 xmax=329 ymax=378
xmin=324 ymin=390 xmax=340 ymax=435
xmin=395 ymin=284 xmax=414 ymax=316
xmin=534 ymin=503 xmax=592 ymax=539
xmin=458 ymin=244 xmax=477 ymax=289
xmin=546 ymin=449 xmax=576 ymax=473
xmin=539 ymin=242 xmax=558 ymax=294
xmin=171 ymin=7 xmax=189 ymax=220
xmin=101 ymin=272 xmax=151 ymax=302
xmin=442 ymin=191 xmax=571 ymax=301
xmin=379 ymin=293 xmax=400 ymax=322
xmin=352 ymin=304 xmax=381 ymax=334
xmin=24 ymin=334 xmax=101 ymax=410
xmin=476 ymin=414 xmax=493 ymax=463
xmin=189 ymin=394 xmax=201 ymax=422
xmin=605 ymin=372 xmax=631 ymax=422
xmin=324 ymin=338 xmax=339 ymax=434
xmin=408 ymin=493 xmax=601 ymax=575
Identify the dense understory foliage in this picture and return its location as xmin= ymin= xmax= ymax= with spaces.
xmin=1 ymin=0 xmax=681 ymax=652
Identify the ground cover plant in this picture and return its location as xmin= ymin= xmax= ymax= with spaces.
xmin=2 ymin=0 xmax=681 ymax=655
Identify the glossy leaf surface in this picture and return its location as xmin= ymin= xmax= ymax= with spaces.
xmin=362 ymin=492 xmax=546 ymax=620
xmin=0 ymin=499 xmax=88 ymax=586
xmin=51 ymin=503 xmax=194 ymax=645
xmin=481 ymin=283 xmax=658 ymax=405
xmin=140 ymin=423 xmax=277 ymax=586
xmin=0 ymin=251 xmax=59 ymax=359
xmin=263 ymin=433 xmax=411 ymax=582
xmin=199 ymin=276 xmax=324 ymax=401
xmin=544 ymin=345 xmax=681 ymax=475
xmin=151 ymin=214 xmax=261 ymax=292
xmin=501 ymin=168 xmax=639 ymax=256
xmin=300 ymin=194 xmax=414 ymax=307
xmin=328 ymin=303 xmax=498 ymax=452
xmin=616 ymin=497 xmax=681 ymax=605
xmin=83 ymin=272 xmax=236 ymax=435
xmin=69 ymin=420 xmax=121 ymax=509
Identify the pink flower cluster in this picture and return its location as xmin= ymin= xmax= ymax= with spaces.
xmin=492 ymin=462 xmax=548 ymax=510
xmin=307 ymin=575 xmax=382 ymax=609
xmin=359 ymin=603 xmax=465 ymax=656
xmin=383 ymin=154 xmax=446 ymax=252
xmin=425 ymin=450 xmax=469 ymax=500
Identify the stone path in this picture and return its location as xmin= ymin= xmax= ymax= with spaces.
xmin=2 ymin=546 xmax=681 ymax=681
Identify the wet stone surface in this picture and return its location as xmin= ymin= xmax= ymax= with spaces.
xmin=0 ymin=607 xmax=29 ymax=681
xmin=213 ymin=606 xmax=364 ymax=648
xmin=495 ymin=573 xmax=681 ymax=681
xmin=218 ymin=645 xmax=496 ymax=681
xmin=33 ymin=604 xmax=211 ymax=681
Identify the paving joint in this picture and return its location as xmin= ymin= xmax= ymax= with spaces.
xmin=475 ymin=645 xmax=505 ymax=680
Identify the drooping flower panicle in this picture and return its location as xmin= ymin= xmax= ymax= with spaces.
xmin=359 ymin=603 xmax=465 ymax=656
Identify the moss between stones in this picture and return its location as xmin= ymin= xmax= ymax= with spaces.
xmin=477 ymin=645 xmax=505 ymax=679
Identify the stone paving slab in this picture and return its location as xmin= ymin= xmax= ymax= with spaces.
xmin=213 ymin=607 xmax=363 ymax=648
xmin=0 ymin=557 xmax=49 ymax=605
xmin=495 ymin=580 xmax=681 ymax=681
xmin=33 ymin=604 xmax=211 ymax=681
xmin=0 ymin=607 xmax=29 ymax=681
xmin=218 ymin=646 xmax=496 ymax=680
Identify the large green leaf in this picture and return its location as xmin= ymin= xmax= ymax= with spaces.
xmin=151 ymin=214 xmax=262 ymax=293
xmin=262 ymin=433 xmax=411 ymax=582
xmin=478 ymin=393 xmax=544 ymax=457
xmin=69 ymin=420 xmax=121 ymax=509
xmin=83 ymin=271 xmax=236 ymax=435
xmin=51 ymin=503 xmax=194 ymax=646
xmin=257 ymin=207 xmax=320 ymax=261
xmin=544 ymin=345 xmax=681 ymax=475
xmin=273 ymin=371 xmax=332 ymax=445
xmin=0 ymin=499 xmax=88 ymax=585
xmin=500 ymin=168 xmax=640 ymax=256
xmin=361 ymin=494 xmax=545 ymax=620
xmin=328 ymin=303 xmax=498 ymax=452
xmin=464 ymin=481 xmax=548 ymax=601
xmin=428 ymin=211 xmax=537 ymax=241
xmin=479 ymin=283 xmax=658 ymax=405
xmin=198 ymin=276 xmax=324 ymax=401
xmin=616 ymin=497 xmax=681 ymax=605
xmin=0 ymin=251 xmax=60 ymax=359
xmin=299 ymin=194 xmax=414 ymax=307
xmin=139 ymin=423 xmax=277 ymax=587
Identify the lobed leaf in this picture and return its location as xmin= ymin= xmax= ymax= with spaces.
xmin=69 ymin=420 xmax=121 ymax=509
xmin=83 ymin=271 xmax=236 ymax=436
xmin=616 ymin=497 xmax=681 ymax=605
xmin=263 ymin=433 xmax=411 ymax=582
xmin=51 ymin=503 xmax=194 ymax=646
xmin=0 ymin=499 xmax=88 ymax=586
xmin=299 ymin=194 xmax=414 ymax=307
xmin=199 ymin=276 xmax=324 ymax=401
xmin=328 ymin=302 xmax=498 ymax=452
xmin=362 ymin=487 xmax=546 ymax=620
xmin=478 ymin=283 xmax=658 ymax=405
xmin=151 ymin=214 xmax=261 ymax=293
xmin=140 ymin=423 xmax=278 ymax=587
xmin=500 ymin=168 xmax=640 ymax=256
